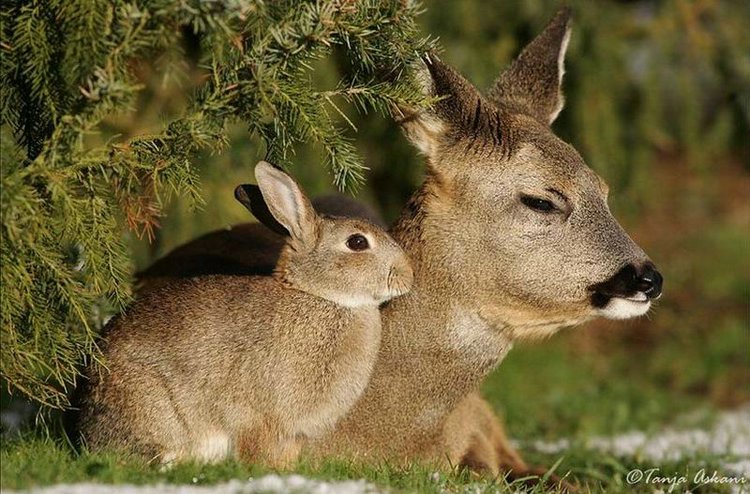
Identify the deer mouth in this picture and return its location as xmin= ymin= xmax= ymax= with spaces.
xmin=592 ymin=291 xmax=652 ymax=320
xmin=618 ymin=292 xmax=650 ymax=303
xmin=588 ymin=263 xmax=663 ymax=316
xmin=591 ymin=288 xmax=658 ymax=306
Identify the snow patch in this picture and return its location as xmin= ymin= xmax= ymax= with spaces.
xmin=529 ymin=408 xmax=750 ymax=461
xmin=1 ymin=475 xmax=381 ymax=494
xmin=522 ymin=407 xmax=750 ymax=479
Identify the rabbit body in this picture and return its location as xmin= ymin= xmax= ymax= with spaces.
xmin=79 ymin=161 xmax=412 ymax=466
xmin=80 ymin=275 xmax=381 ymax=465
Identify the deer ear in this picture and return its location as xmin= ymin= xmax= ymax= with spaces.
xmin=247 ymin=161 xmax=319 ymax=245
xmin=234 ymin=183 xmax=289 ymax=236
xmin=399 ymin=54 xmax=486 ymax=159
xmin=488 ymin=7 xmax=572 ymax=125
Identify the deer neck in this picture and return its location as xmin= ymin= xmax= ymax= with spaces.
xmin=309 ymin=180 xmax=515 ymax=459
xmin=377 ymin=181 xmax=514 ymax=418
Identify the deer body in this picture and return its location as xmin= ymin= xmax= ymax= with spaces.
xmin=309 ymin=9 xmax=663 ymax=472
xmin=312 ymin=180 xmax=520 ymax=470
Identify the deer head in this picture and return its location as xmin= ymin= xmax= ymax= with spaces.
xmin=398 ymin=8 xmax=663 ymax=339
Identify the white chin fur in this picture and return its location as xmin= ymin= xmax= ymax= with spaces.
xmin=597 ymin=297 xmax=652 ymax=320
xmin=328 ymin=293 xmax=381 ymax=308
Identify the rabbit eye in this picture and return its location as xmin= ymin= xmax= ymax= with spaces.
xmin=346 ymin=234 xmax=369 ymax=251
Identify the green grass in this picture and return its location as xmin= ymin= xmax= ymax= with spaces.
xmin=0 ymin=437 xmax=538 ymax=492
xmin=2 ymin=318 xmax=746 ymax=493
xmin=484 ymin=320 xmax=747 ymax=441
xmin=1 ymin=435 xmax=737 ymax=493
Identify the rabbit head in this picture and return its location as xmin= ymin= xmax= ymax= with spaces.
xmin=235 ymin=161 xmax=413 ymax=308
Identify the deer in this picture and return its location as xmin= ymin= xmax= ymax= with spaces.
xmin=133 ymin=7 xmax=663 ymax=483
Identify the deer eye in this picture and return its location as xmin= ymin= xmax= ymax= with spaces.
xmin=346 ymin=234 xmax=369 ymax=251
xmin=520 ymin=195 xmax=556 ymax=213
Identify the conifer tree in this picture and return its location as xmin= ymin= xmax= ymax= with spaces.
xmin=1 ymin=0 xmax=432 ymax=409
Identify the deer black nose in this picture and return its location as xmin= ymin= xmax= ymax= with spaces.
xmin=589 ymin=262 xmax=664 ymax=308
xmin=637 ymin=263 xmax=663 ymax=299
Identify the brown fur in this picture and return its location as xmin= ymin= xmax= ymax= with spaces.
xmin=79 ymin=162 xmax=413 ymax=466
xmin=129 ymin=8 xmax=657 ymax=483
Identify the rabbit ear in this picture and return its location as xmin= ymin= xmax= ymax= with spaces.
xmin=234 ymin=184 xmax=289 ymax=236
xmin=253 ymin=161 xmax=319 ymax=245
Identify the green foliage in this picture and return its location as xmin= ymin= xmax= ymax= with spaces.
xmin=1 ymin=0 xmax=433 ymax=409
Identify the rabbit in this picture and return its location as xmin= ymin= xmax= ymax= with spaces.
xmin=78 ymin=161 xmax=413 ymax=467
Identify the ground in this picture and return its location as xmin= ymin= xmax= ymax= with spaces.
xmin=2 ymin=319 xmax=748 ymax=493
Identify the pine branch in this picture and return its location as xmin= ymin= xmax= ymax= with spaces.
xmin=1 ymin=0 xmax=432 ymax=409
